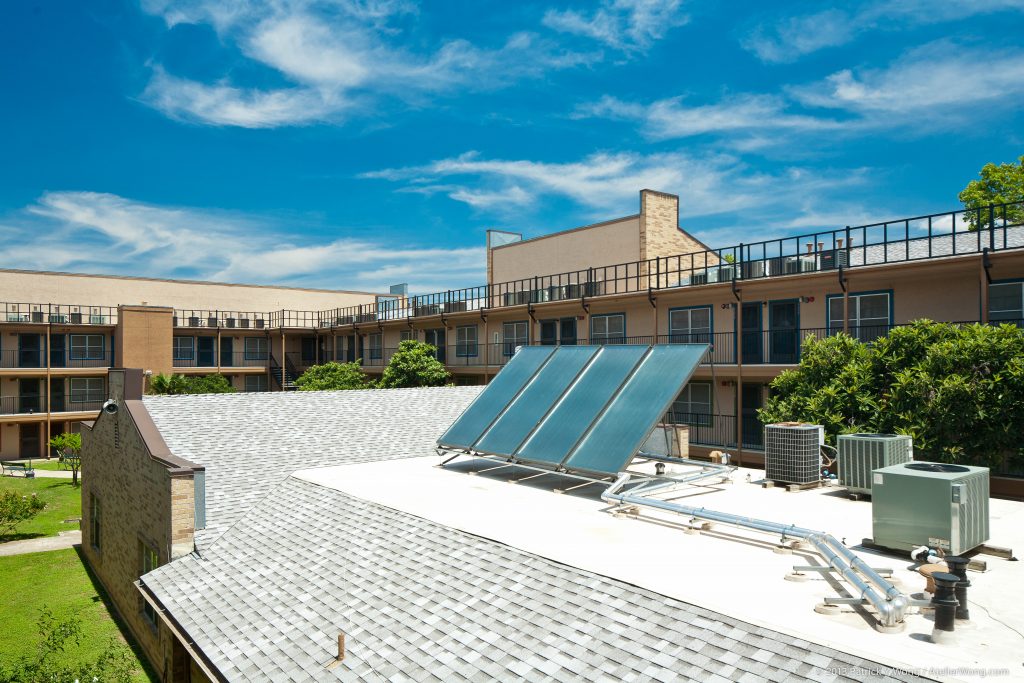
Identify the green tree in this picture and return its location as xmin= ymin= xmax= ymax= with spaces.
xmin=759 ymin=321 xmax=1024 ymax=469
xmin=958 ymin=155 xmax=1024 ymax=230
xmin=294 ymin=361 xmax=370 ymax=391
xmin=0 ymin=609 xmax=135 ymax=683
xmin=377 ymin=340 xmax=451 ymax=388
xmin=47 ymin=433 xmax=82 ymax=486
xmin=150 ymin=373 xmax=235 ymax=394
xmin=0 ymin=491 xmax=46 ymax=540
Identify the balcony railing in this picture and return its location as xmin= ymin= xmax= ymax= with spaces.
xmin=173 ymin=310 xmax=269 ymax=329
xmin=1 ymin=303 xmax=118 ymax=326
xmin=0 ymin=396 xmax=103 ymax=416
xmin=172 ymin=351 xmax=270 ymax=369
xmin=324 ymin=201 xmax=1024 ymax=329
xmin=665 ymin=412 xmax=766 ymax=451
xmin=0 ymin=350 xmax=114 ymax=369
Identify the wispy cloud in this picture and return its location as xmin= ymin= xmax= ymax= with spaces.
xmin=139 ymin=0 xmax=596 ymax=128
xmin=365 ymin=150 xmax=875 ymax=244
xmin=742 ymin=0 xmax=1024 ymax=63
xmin=543 ymin=0 xmax=688 ymax=51
xmin=2 ymin=192 xmax=483 ymax=292
xmin=576 ymin=93 xmax=841 ymax=139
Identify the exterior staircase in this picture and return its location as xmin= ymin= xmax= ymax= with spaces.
xmin=269 ymin=355 xmax=299 ymax=391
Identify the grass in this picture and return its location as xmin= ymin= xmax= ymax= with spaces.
xmin=0 ymin=477 xmax=81 ymax=542
xmin=22 ymin=460 xmax=72 ymax=472
xmin=0 ymin=548 xmax=156 ymax=681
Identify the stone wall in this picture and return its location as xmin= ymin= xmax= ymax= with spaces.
xmin=80 ymin=368 xmax=203 ymax=680
xmin=639 ymin=189 xmax=720 ymax=286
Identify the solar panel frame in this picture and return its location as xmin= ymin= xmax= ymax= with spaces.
xmin=436 ymin=345 xmax=556 ymax=450
xmin=560 ymin=344 xmax=707 ymax=476
xmin=474 ymin=346 xmax=600 ymax=457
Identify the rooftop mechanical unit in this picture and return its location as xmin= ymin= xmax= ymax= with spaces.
xmin=764 ymin=422 xmax=824 ymax=485
xmin=837 ymin=433 xmax=913 ymax=495
xmin=871 ymin=462 xmax=990 ymax=555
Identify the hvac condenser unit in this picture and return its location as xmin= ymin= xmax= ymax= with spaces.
xmin=837 ymin=433 xmax=913 ymax=495
xmin=764 ymin=422 xmax=824 ymax=485
xmin=871 ymin=462 xmax=990 ymax=555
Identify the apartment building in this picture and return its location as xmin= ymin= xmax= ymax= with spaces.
xmin=0 ymin=270 xmax=380 ymax=458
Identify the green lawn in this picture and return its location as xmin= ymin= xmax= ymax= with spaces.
xmin=0 ymin=477 xmax=81 ymax=542
xmin=21 ymin=460 xmax=72 ymax=472
xmin=0 ymin=548 xmax=156 ymax=681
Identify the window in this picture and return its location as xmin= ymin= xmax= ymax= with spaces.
xmin=69 ymin=334 xmax=104 ymax=360
xmin=502 ymin=321 xmax=529 ymax=356
xmin=69 ymin=378 xmax=104 ymax=408
xmin=591 ymin=314 xmax=625 ymax=344
xmin=368 ymin=333 xmax=383 ymax=360
xmin=400 ymin=330 xmax=415 ymax=342
xmin=244 ymin=337 xmax=268 ymax=360
xmin=668 ymin=307 xmax=711 ymax=343
xmin=245 ymin=375 xmax=268 ymax=393
xmin=140 ymin=542 xmax=160 ymax=626
xmin=828 ymin=292 xmax=891 ymax=342
xmin=172 ymin=336 xmax=194 ymax=361
xmin=672 ymin=382 xmax=712 ymax=425
xmin=456 ymin=325 xmax=478 ymax=357
xmin=990 ymin=282 xmax=1023 ymax=324
xmin=90 ymin=494 xmax=101 ymax=550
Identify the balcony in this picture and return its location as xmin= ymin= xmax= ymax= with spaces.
xmin=0 ymin=349 xmax=113 ymax=370
xmin=1 ymin=303 xmax=117 ymax=326
xmin=173 ymin=351 xmax=270 ymax=369
xmin=0 ymin=396 xmax=103 ymax=416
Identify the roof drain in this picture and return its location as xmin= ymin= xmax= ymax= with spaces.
xmin=602 ymin=473 xmax=911 ymax=631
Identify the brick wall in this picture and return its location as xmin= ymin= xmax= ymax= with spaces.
xmin=81 ymin=369 xmax=202 ymax=679
xmin=639 ymin=190 xmax=720 ymax=287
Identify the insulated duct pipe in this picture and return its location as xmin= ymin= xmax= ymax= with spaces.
xmin=602 ymin=473 xmax=910 ymax=629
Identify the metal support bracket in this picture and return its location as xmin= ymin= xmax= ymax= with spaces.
xmin=647 ymin=287 xmax=657 ymax=308
xmin=527 ymin=302 xmax=536 ymax=324
xmin=479 ymin=309 xmax=488 ymax=323
xmin=731 ymin=276 xmax=740 ymax=302
xmin=838 ymin=264 xmax=848 ymax=292
xmin=982 ymin=248 xmax=993 ymax=284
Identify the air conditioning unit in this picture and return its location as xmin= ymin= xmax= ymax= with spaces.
xmin=741 ymin=261 xmax=767 ymax=279
xmin=764 ymin=422 xmax=824 ymax=485
xmin=209 ymin=316 xmax=219 ymax=327
xmin=502 ymin=291 xmax=531 ymax=306
xmin=783 ymin=256 xmax=816 ymax=274
xmin=239 ymin=318 xmax=251 ymax=328
xmin=872 ymin=462 xmax=990 ymax=555
xmin=690 ymin=268 xmax=718 ymax=285
xmin=837 ymin=433 xmax=913 ymax=494
xmin=819 ymin=249 xmax=850 ymax=270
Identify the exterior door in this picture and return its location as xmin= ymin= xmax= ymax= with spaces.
xmin=344 ymin=335 xmax=356 ymax=362
xmin=197 ymin=337 xmax=216 ymax=367
xmin=424 ymin=329 xmax=446 ymax=363
xmin=300 ymin=337 xmax=316 ymax=365
xmin=18 ymin=334 xmax=41 ymax=368
xmin=19 ymin=423 xmax=41 ymax=459
xmin=741 ymin=303 xmax=762 ymax=364
xmin=50 ymin=334 xmax=67 ymax=368
xmin=50 ymin=378 xmax=65 ymax=413
xmin=768 ymin=300 xmax=799 ymax=364
xmin=19 ymin=378 xmax=41 ymax=413
xmin=220 ymin=337 xmax=234 ymax=367
xmin=741 ymin=383 xmax=764 ymax=449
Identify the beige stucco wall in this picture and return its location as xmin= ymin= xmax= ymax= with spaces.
xmin=489 ymin=217 xmax=641 ymax=284
xmin=0 ymin=269 xmax=379 ymax=312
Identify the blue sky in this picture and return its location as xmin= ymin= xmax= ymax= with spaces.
xmin=1 ymin=0 xmax=1023 ymax=293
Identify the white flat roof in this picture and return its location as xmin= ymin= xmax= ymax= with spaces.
xmin=296 ymin=457 xmax=1024 ymax=682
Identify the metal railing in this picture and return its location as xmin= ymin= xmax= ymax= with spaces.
xmin=665 ymin=412 xmax=765 ymax=451
xmin=1 ymin=303 xmax=118 ymax=326
xmin=173 ymin=310 xmax=270 ymax=329
xmin=322 ymin=201 xmax=1024 ymax=329
xmin=0 ymin=396 xmax=105 ymax=415
xmin=0 ymin=349 xmax=114 ymax=369
xmin=172 ymin=351 xmax=270 ymax=369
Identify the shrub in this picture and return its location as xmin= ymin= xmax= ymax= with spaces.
xmin=0 ymin=491 xmax=46 ymax=539
xmin=294 ymin=361 xmax=370 ymax=391
xmin=377 ymin=340 xmax=451 ymax=388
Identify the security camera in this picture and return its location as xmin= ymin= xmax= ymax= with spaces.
xmin=102 ymin=399 xmax=119 ymax=415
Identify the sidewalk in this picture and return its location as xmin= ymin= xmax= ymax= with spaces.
xmin=0 ymin=531 xmax=81 ymax=557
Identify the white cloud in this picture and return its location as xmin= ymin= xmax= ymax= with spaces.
xmin=742 ymin=0 xmax=1024 ymax=63
xmin=789 ymin=41 xmax=1024 ymax=120
xmin=139 ymin=1 xmax=596 ymax=128
xmin=2 ymin=191 xmax=483 ymax=292
xmin=365 ymin=150 xmax=872 ymax=234
xmin=577 ymin=93 xmax=841 ymax=139
xmin=543 ymin=0 xmax=688 ymax=51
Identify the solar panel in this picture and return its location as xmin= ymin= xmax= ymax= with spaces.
xmin=515 ymin=345 xmax=648 ymax=465
xmin=474 ymin=346 xmax=599 ymax=456
xmin=562 ymin=344 xmax=707 ymax=475
xmin=437 ymin=345 xmax=556 ymax=449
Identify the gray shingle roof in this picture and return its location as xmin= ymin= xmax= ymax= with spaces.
xmin=144 ymin=477 xmax=930 ymax=682
xmin=143 ymin=386 xmax=482 ymax=548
